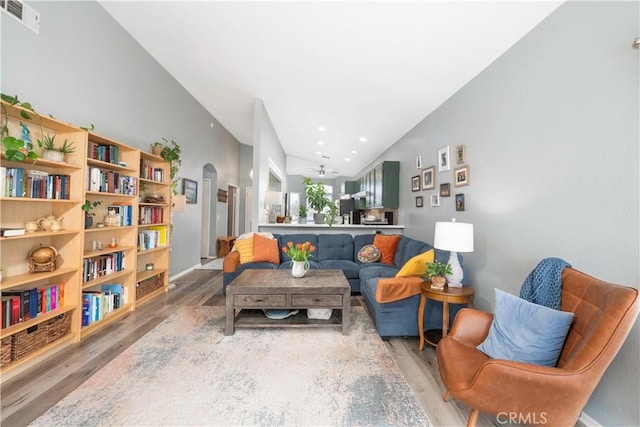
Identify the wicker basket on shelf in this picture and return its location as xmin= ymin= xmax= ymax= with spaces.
xmin=45 ymin=312 xmax=72 ymax=344
xmin=136 ymin=273 xmax=165 ymax=300
xmin=12 ymin=324 xmax=47 ymax=361
xmin=1 ymin=336 xmax=13 ymax=368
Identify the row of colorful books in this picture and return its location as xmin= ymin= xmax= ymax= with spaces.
xmin=1 ymin=167 xmax=71 ymax=199
xmin=1 ymin=284 xmax=65 ymax=329
xmin=82 ymin=284 xmax=127 ymax=327
xmin=86 ymin=167 xmax=137 ymax=195
xmin=83 ymin=251 xmax=126 ymax=283
xmin=87 ymin=141 xmax=119 ymax=165
xmin=139 ymin=206 xmax=164 ymax=225
xmin=139 ymin=159 xmax=165 ymax=182
xmin=138 ymin=226 xmax=167 ymax=251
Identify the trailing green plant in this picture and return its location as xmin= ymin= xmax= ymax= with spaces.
xmin=154 ymin=138 xmax=181 ymax=195
xmin=425 ymin=260 xmax=453 ymax=278
xmin=1 ymin=93 xmax=40 ymax=162
xmin=302 ymin=177 xmax=338 ymax=226
xmin=81 ymin=200 xmax=102 ymax=217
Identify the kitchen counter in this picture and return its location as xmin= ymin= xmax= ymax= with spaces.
xmin=258 ymin=223 xmax=404 ymax=235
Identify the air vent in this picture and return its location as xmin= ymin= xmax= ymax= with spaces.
xmin=321 ymin=155 xmax=330 ymax=159
xmin=2 ymin=0 xmax=39 ymax=34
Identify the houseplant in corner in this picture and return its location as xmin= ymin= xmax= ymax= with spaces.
xmin=302 ymin=177 xmax=339 ymax=226
xmin=425 ymin=260 xmax=453 ymax=290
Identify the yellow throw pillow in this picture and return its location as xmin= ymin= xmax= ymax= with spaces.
xmin=234 ymin=238 xmax=254 ymax=264
xmin=395 ymin=249 xmax=434 ymax=278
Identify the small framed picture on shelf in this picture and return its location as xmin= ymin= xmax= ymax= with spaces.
xmin=455 ymin=144 xmax=466 ymax=164
xmin=438 ymin=146 xmax=451 ymax=172
xmin=455 ymin=193 xmax=465 ymax=211
xmin=421 ymin=166 xmax=435 ymax=190
xmin=183 ymin=178 xmax=198 ymax=204
xmin=430 ymin=194 xmax=440 ymax=207
xmin=416 ymin=196 xmax=424 ymax=208
xmin=411 ymin=176 xmax=420 ymax=192
xmin=440 ymin=183 xmax=451 ymax=197
xmin=416 ymin=155 xmax=422 ymax=169
xmin=454 ymin=165 xmax=470 ymax=187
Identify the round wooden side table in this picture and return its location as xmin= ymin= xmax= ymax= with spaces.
xmin=418 ymin=282 xmax=475 ymax=350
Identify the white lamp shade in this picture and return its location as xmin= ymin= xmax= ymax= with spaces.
xmin=172 ymin=194 xmax=187 ymax=213
xmin=434 ymin=221 xmax=474 ymax=253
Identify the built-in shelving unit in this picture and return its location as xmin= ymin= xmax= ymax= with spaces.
xmin=0 ymin=101 xmax=171 ymax=373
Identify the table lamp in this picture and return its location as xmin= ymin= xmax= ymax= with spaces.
xmin=433 ymin=219 xmax=474 ymax=287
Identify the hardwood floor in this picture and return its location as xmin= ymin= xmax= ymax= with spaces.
xmin=1 ymin=268 xmax=496 ymax=427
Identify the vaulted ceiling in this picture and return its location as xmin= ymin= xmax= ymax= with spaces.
xmin=100 ymin=1 xmax=562 ymax=177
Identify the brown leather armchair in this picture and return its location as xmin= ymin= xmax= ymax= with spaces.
xmin=437 ymin=267 xmax=639 ymax=427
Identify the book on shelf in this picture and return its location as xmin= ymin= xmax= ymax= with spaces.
xmin=1 ymin=227 xmax=26 ymax=237
xmin=0 ymin=283 xmax=66 ymax=329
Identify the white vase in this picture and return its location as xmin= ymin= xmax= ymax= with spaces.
xmin=291 ymin=260 xmax=310 ymax=278
xmin=42 ymin=149 xmax=65 ymax=162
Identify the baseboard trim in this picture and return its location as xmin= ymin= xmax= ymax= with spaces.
xmin=169 ymin=263 xmax=201 ymax=287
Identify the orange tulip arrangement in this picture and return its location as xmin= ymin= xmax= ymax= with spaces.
xmin=282 ymin=241 xmax=316 ymax=262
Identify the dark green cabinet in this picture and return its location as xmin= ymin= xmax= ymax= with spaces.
xmin=342 ymin=180 xmax=360 ymax=195
xmin=359 ymin=161 xmax=399 ymax=209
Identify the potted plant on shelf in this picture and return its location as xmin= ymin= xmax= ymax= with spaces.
xmin=426 ymin=260 xmax=453 ymax=290
xmin=151 ymin=141 xmax=164 ymax=156
xmin=38 ymin=134 xmax=75 ymax=162
xmin=153 ymin=138 xmax=181 ymax=195
xmin=298 ymin=204 xmax=307 ymax=224
xmin=302 ymin=177 xmax=339 ymax=226
xmin=82 ymin=200 xmax=102 ymax=229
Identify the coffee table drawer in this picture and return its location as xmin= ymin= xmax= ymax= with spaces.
xmin=292 ymin=294 xmax=343 ymax=307
xmin=234 ymin=294 xmax=286 ymax=307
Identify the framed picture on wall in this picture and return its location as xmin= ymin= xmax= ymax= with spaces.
xmin=455 ymin=144 xmax=466 ymax=164
xmin=455 ymin=193 xmax=465 ymax=211
xmin=454 ymin=165 xmax=470 ymax=187
xmin=411 ymin=176 xmax=420 ymax=192
xmin=421 ymin=166 xmax=435 ymax=190
xmin=416 ymin=196 xmax=424 ymax=208
xmin=183 ymin=178 xmax=198 ymax=204
xmin=430 ymin=194 xmax=440 ymax=207
xmin=438 ymin=146 xmax=451 ymax=172
xmin=416 ymin=155 xmax=422 ymax=169
xmin=440 ymin=183 xmax=451 ymax=197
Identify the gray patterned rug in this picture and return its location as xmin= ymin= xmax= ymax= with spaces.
xmin=30 ymin=306 xmax=431 ymax=426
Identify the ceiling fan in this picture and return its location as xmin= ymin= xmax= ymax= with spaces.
xmin=308 ymin=165 xmax=339 ymax=177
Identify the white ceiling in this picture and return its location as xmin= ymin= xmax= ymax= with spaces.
xmin=100 ymin=1 xmax=562 ymax=178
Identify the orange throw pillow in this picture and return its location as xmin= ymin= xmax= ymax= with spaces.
xmin=253 ymin=233 xmax=280 ymax=265
xmin=373 ymin=234 xmax=401 ymax=265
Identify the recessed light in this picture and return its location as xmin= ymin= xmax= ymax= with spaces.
xmin=316 ymin=151 xmax=322 ymax=155
xmin=317 ymin=141 xmax=324 ymax=145
xmin=318 ymin=126 xmax=326 ymax=132
xmin=359 ymin=137 xmax=367 ymax=142
xmin=345 ymin=158 xmax=351 ymax=162
xmin=351 ymin=150 xmax=357 ymax=154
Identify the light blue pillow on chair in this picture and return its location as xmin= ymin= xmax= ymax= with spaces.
xmin=477 ymin=288 xmax=574 ymax=367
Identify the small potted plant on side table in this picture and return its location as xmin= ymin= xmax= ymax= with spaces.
xmin=426 ymin=260 xmax=452 ymax=290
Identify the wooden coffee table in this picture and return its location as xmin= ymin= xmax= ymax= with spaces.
xmin=225 ymin=269 xmax=351 ymax=335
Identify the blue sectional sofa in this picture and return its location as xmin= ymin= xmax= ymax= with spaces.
xmin=222 ymin=233 xmax=465 ymax=338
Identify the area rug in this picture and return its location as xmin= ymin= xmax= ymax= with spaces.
xmin=30 ymin=306 xmax=431 ymax=427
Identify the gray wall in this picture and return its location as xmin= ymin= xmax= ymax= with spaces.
xmin=252 ymin=99 xmax=287 ymax=228
xmin=238 ymin=144 xmax=253 ymax=234
xmin=357 ymin=2 xmax=639 ymax=424
xmin=1 ymin=1 xmax=241 ymax=275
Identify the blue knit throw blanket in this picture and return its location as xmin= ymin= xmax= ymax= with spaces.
xmin=519 ymin=257 xmax=571 ymax=310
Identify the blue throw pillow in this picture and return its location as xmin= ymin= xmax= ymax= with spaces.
xmin=477 ymin=288 xmax=574 ymax=367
